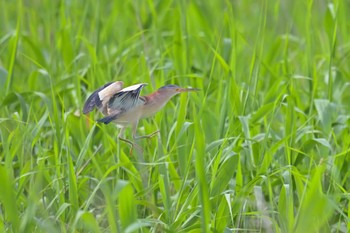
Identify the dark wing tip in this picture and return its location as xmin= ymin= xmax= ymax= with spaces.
xmin=83 ymin=92 xmax=100 ymax=114
xmin=82 ymin=105 xmax=94 ymax=114
xmin=82 ymin=82 xmax=114 ymax=114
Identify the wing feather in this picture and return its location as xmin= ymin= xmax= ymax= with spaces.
xmin=83 ymin=81 xmax=124 ymax=114
xmin=83 ymin=82 xmax=113 ymax=114
xmin=83 ymin=82 xmax=147 ymax=124
xmin=107 ymin=83 xmax=147 ymax=115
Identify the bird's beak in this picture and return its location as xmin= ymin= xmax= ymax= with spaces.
xmin=176 ymin=87 xmax=200 ymax=92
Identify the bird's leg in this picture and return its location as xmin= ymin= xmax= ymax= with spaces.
xmin=133 ymin=130 xmax=160 ymax=140
xmin=132 ymin=121 xmax=159 ymax=140
xmin=117 ymin=127 xmax=127 ymax=141
xmin=118 ymin=127 xmax=142 ymax=154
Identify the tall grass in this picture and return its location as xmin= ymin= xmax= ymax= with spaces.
xmin=1 ymin=0 xmax=349 ymax=232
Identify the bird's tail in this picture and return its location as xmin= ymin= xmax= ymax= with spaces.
xmin=97 ymin=113 xmax=119 ymax=124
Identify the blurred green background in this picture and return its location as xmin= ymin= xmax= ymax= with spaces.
xmin=1 ymin=0 xmax=349 ymax=232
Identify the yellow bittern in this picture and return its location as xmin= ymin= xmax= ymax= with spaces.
xmin=83 ymin=81 xmax=198 ymax=147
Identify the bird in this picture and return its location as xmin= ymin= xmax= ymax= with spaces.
xmin=83 ymin=81 xmax=198 ymax=148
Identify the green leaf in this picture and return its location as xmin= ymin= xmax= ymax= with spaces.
xmin=294 ymin=166 xmax=333 ymax=233
xmin=119 ymin=184 xmax=137 ymax=231
xmin=0 ymin=166 xmax=19 ymax=232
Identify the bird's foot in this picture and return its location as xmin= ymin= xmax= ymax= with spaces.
xmin=134 ymin=130 xmax=160 ymax=140
xmin=119 ymin=137 xmax=143 ymax=155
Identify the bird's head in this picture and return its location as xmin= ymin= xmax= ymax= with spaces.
xmin=157 ymin=84 xmax=199 ymax=97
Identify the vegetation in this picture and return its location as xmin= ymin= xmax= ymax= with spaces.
xmin=1 ymin=0 xmax=349 ymax=232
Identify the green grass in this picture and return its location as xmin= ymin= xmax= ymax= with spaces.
xmin=1 ymin=0 xmax=350 ymax=232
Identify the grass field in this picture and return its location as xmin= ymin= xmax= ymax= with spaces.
xmin=1 ymin=0 xmax=350 ymax=232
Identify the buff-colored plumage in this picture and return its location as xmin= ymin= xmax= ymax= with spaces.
xmin=83 ymin=81 xmax=198 ymax=146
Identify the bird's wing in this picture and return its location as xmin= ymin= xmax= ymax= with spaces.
xmin=102 ymin=83 xmax=147 ymax=123
xmin=83 ymin=81 xmax=124 ymax=114
xmin=98 ymin=81 xmax=124 ymax=101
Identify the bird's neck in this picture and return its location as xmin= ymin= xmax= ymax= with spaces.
xmin=141 ymin=91 xmax=176 ymax=117
xmin=148 ymin=91 xmax=175 ymax=107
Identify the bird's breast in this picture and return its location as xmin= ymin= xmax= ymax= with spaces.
xmin=140 ymin=101 xmax=167 ymax=118
xmin=111 ymin=105 xmax=144 ymax=124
